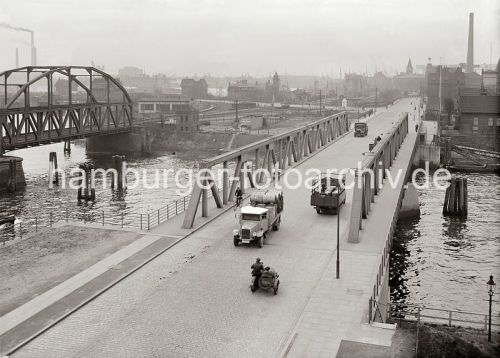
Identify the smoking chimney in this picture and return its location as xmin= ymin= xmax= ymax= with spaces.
xmin=466 ymin=12 xmax=474 ymax=73
xmin=30 ymin=31 xmax=37 ymax=66
xmin=15 ymin=48 xmax=19 ymax=68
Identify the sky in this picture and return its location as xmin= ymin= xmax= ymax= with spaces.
xmin=1 ymin=0 xmax=499 ymax=77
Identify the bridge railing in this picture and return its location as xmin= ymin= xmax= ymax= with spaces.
xmin=181 ymin=111 xmax=351 ymax=229
xmin=347 ymin=113 xmax=410 ymax=244
xmin=370 ymin=300 xmax=500 ymax=332
xmin=0 ymin=188 xmax=225 ymax=245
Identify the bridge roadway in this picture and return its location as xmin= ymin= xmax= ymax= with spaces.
xmin=10 ymin=99 xmax=417 ymax=357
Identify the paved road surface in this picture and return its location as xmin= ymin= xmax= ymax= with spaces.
xmin=13 ymin=99 xmax=414 ymax=358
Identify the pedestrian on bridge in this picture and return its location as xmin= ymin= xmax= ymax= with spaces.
xmin=235 ymin=187 xmax=243 ymax=207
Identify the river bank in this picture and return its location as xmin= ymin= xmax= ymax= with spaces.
xmin=0 ymin=225 xmax=140 ymax=316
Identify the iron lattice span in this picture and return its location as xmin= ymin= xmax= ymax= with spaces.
xmin=0 ymin=66 xmax=133 ymax=153
xmin=182 ymin=112 xmax=351 ymax=229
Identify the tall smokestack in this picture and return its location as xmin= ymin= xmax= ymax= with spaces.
xmin=30 ymin=31 xmax=37 ymax=66
xmin=466 ymin=12 xmax=474 ymax=73
xmin=15 ymin=48 xmax=19 ymax=68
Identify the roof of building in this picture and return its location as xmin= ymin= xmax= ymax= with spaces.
xmin=180 ymin=78 xmax=208 ymax=86
xmin=138 ymin=96 xmax=190 ymax=103
xmin=460 ymin=94 xmax=500 ymax=114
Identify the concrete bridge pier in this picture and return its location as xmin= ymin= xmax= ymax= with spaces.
xmin=86 ymin=127 xmax=155 ymax=155
xmin=0 ymin=156 xmax=26 ymax=193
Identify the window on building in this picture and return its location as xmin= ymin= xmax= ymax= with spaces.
xmin=473 ymin=117 xmax=479 ymax=126
xmin=140 ymin=103 xmax=154 ymax=111
xmin=488 ymin=118 xmax=493 ymax=126
xmin=157 ymin=104 xmax=170 ymax=112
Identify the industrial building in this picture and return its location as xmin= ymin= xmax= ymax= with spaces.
xmin=180 ymin=78 xmax=208 ymax=99
xmin=137 ymin=96 xmax=191 ymax=114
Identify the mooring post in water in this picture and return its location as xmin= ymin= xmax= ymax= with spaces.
xmin=443 ymin=177 xmax=467 ymax=216
xmin=77 ymin=163 xmax=96 ymax=201
xmin=7 ymin=159 xmax=17 ymax=192
xmin=111 ymin=155 xmax=127 ymax=190
xmin=63 ymin=140 xmax=71 ymax=154
xmin=49 ymin=152 xmax=59 ymax=185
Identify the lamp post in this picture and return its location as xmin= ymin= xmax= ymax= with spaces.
xmin=336 ymin=182 xmax=340 ymax=279
xmin=487 ymin=275 xmax=496 ymax=342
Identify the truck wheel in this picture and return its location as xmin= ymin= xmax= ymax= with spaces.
xmin=233 ymin=237 xmax=239 ymax=247
xmin=258 ymin=236 xmax=264 ymax=248
xmin=316 ymin=207 xmax=321 ymax=214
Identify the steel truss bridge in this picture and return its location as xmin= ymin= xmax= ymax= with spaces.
xmin=182 ymin=111 xmax=351 ymax=228
xmin=0 ymin=66 xmax=133 ymax=154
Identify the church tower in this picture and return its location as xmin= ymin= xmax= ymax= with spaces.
xmin=406 ymin=58 xmax=413 ymax=74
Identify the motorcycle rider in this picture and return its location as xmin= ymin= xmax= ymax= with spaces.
xmin=251 ymin=257 xmax=264 ymax=289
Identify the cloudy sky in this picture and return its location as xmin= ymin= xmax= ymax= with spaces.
xmin=1 ymin=0 xmax=499 ymax=76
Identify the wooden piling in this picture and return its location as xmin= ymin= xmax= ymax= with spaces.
xmin=63 ymin=140 xmax=71 ymax=153
xmin=48 ymin=152 xmax=59 ymax=185
xmin=7 ymin=160 xmax=17 ymax=192
xmin=443 ymin=177 xmax=467 ymax=217
xmin=77 ymin=163 xmax=96 ymax=201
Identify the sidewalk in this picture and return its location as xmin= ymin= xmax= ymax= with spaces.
xmin=282 ymin=126 xmax=418 ymax=357
xmin=0 ymin=193 xmax=240 ymax=356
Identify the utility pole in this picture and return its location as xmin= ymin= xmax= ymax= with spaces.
xmin=234 ymin=99 xmax=238 ymax=129
xmin=319 ymin=89 xmax=322 ymax=116
xmin=336 ymin=184 xmax=341 ymax=279
xmin=375 ymin=87 xmax=377 ymax=114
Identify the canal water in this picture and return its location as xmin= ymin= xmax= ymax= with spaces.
xmin=390 ymin=172 xmax=500 ymax=312
xmin=2 ymin=141 xmax=499 ymax=312
xmin=0 ymin=141 xmax=208 ymax=239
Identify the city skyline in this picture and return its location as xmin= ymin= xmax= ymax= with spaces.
xmin=0 ymin=0 xmax=499 ymax=77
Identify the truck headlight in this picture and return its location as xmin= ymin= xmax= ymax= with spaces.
xmin=252 ymin=232 xmax=257 ymax=237
xmin=233 ymin=229 xmax=239 ymax=236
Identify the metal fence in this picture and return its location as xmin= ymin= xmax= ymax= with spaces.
xmin=0 ymin=188 xmax=223 ymax=245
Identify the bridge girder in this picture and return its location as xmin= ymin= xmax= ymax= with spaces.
xmin=1 ymin=66 xmax=133 ymax=153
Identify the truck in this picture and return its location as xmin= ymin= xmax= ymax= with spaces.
xmin=233 ymin=190 xmax=284 ymax=248
xmin=310 ymin=173 xmax=346 ymax=214
xmin=354 ymin=122 xmax=368 ymax=137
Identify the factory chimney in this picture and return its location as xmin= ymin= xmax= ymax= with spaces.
xmin=31 ymin=31 xmax=37 ymax=66
xmin=15 ymin=48 xmax=19 ymax=68
xmin=466 ymin=12 xmax=474 ymax=73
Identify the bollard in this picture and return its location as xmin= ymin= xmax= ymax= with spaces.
xmin=35 ymin=217 xmax=38 ymax=232
xmin=49 ymin=212 xmax=53 ymax=227
xmin=147 ymin=213 xmax=150 ymax=230
xmin=102 ymin=211 xmax=105 ymax=226
xmin=121 ymin=213 xmax=124 ymax=228
xmin=158 ymin=209 xmax=160 ymax=225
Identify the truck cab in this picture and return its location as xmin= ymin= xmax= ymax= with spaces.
xmin=354 ymin=122 xmax=368 ymax=137
xmin=233 ymin=190 xmax=283 ymax=248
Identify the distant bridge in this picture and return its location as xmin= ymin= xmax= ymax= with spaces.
xmin=0 ymin=66 xmax=133 ymax=154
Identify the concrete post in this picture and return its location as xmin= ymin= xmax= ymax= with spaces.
xmin=239 ymin=161 xmax=245 ymax=194
xmin=222 ymin=161 xmax=228 ymax=205
xmin=201 ymin=183 xmax=208 ymax=217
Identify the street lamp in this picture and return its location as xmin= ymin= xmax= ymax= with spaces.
xmin=487 ymin=275 xmax=496 ymax=342
xmin=336 ymin=182 xmax=341 ymax=279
